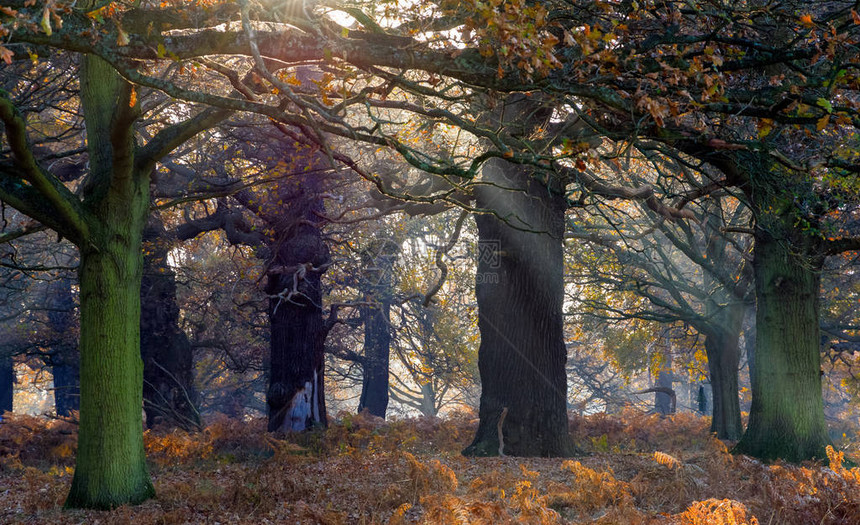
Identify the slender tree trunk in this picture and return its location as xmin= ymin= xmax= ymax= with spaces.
xmin=419 ymin=382 xmax=438 ymax=418
xmin=0 ymin=353 xmax=12 ymax=416
xmin=47 ymin=277 xmax=80 ymax=417
xmin=463 ymin=157 xmax=573 ymax=457
xmin=655 ymin=369 xmax=675 ymax=416
xmin=266 ymin=193 xmax=330 ymax=432
xmin=358 ymin=301 xmax=391 ymax=418
xmin=700 ymin=196 xmax=746 ymax=439
xmin=357 ymin=240 xmax=397 ymax=418
xmin=704 ymin=324 xmax=743 ymax=440
xmin=52 ymin=349 xmax=80 ymax=417
xmin=65 ymin=55 xmax=154 ymax=508
xmin=734 ymin=231 xmax=831 ymax=461
xmin=140 ymin=220 xmax=199 ymax=430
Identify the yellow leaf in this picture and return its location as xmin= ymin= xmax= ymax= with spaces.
xmin=757 ymin=118 xmax=773 ymax=138
xmin=40 ymin=8 xmax=52 ymax=36
xmin=817 ymin=114 xmax=830 ymax=131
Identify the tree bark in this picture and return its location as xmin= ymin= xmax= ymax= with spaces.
xmin=64 ymin=55 xmax=155 ymax=509
xmin=704 ymin=318 xmax=743 ymax=440
xmin=734 ymin=230 xmax=831 ymax=461
xmin=266 ymin=190 xmax=330 ymax=432
xmin=47 ymin=276 xmax=80 ymax=417
xmin=140 ymin=219 xmax=200 ymax=430
xmin=655 ymin=369 xmax=675 ymax=416
xmin=53 ymin=359 xmax=80 ymax=417
xmin=357 ymin=239 xmax=397 ymax=418
xmin=0 ymin=353 xmax=12 ymax=416
xmin=699 ymin=197 xmax=746 ymax=440
xmin=463 ymin=157 xmax=574 ymax=457
xmin=358 ymin=301 xmax=392 ymax=418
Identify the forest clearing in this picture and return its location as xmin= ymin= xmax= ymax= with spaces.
xmin=2 ymin=410 xmax=859 ymax=524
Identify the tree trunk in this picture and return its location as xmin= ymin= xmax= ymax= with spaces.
xmin=357 ymin=239 xmax=397 ymax=418
xmin=358 ymin=300 xmax=392 ymax=418
xmin=0 ymin=354 xmax=12 ymax=416
xmin=744 ymin=308 xmax=756 ymax=392
xmin=700 ymin=196 xmax=746 ymax=440
xmin=419 ymin=382 xmax=438 ymax=418
xmin=704 ymin=323 xmax=743 ymax=440
xmin=65 ymin=55 xmax=154 ymax=508
xmin=463 ymin=158 xmax=574 ymax=457
xmin=655 ymin=369 xmax=675 ymax=416
xmin=52 ymin=352 xmax=80 ymax=417
xmin=47 ymin=277 xmax=80 ymax=417
xmin=734 ymin=231 xmax=831 ymax=461
xmin=266 ymin=195 xmax=330 ymax=432
xmin=697 ymin=384 xmax=708 ymax=414
xmin=140 ymin=219 xmax=200 ymax=430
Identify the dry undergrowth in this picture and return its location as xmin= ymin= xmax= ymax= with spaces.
xmin=1 ymin=410 xmax=858 ymax=524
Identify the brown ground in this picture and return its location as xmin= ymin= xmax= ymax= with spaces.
xmin=1 ymin=410 xmax=858 ymax=524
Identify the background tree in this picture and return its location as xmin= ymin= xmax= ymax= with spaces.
xmin=570 ymin=188 xmax=753 ymax=439
xmin=356 ymin=235 xmax=398 ymax=418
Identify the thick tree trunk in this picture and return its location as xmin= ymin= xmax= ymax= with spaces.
xmin=140 ymin=220 xmax=199 ymax=430
xmin=67 ymin=235 xmax=154 ymax=507
xmin=65 ymin=55 xmax=154 ymax=508
xmin=47 ymin=277 xmax=80 ymax=417
xmin=266 ymin=195 xmax=329 ymax=432
xmin=463 ymin=158 xmax=574 ymax=457
xmin=0 ymin=354 xmax=12 ymax=416
xmin=357 ymin=240 xmax=397 ymax=418
xmin=734 ymin=232 xmax=830 ymax=461
xmin=704 ymin=325 xmax=743 ymax=440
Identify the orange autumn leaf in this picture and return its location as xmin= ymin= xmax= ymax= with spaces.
xmin=0 ymin=46 xmax=12 ymax=65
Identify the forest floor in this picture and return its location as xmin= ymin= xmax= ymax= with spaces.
xmin=1 ymin=410 xmax=859 ymax=524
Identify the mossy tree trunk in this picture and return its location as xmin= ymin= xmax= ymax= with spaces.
xmin=0 ymin=32 xmax=227 ymax=508
xmin=64 ymin=55 xmax=155 ymax=508
xmin=729 ymin=158 xmax=831 ymax=461
xmin=734 ymin=229 xmax=830 ymax=461
xmin=463 ymin=157 xmax=574 ymax=457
